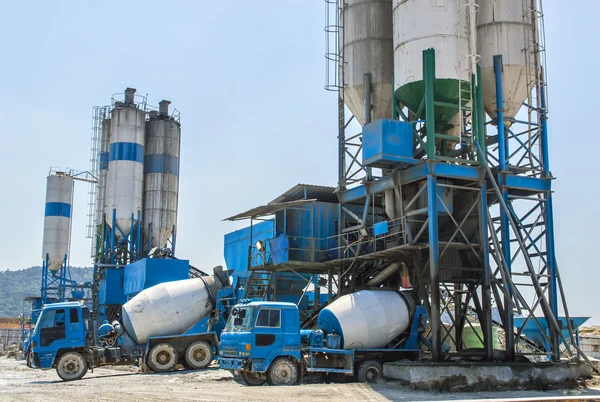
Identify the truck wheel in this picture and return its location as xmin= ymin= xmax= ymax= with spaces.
xmin=240 ymin=371 xmax=267 ymax=386
xmin=56 ymin=352 xmax=88 ymax=381
xmin=357 ymin=360 xmax=382 ymax=383
xmin=267 ymin=357 xmax=298 ymax=386
xmin=184 ymin=341 xmax=213 ymax=369
xmin=148 ymin=343 xmax=178 ymax=373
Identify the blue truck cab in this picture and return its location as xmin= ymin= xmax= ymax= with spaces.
xmin=219 ymin=301 xmax=303 ymax=385
xmin=27 ymin=302 xmax=92 ymax=380
xmin=219 ymin=300 xmax=421 ymax=386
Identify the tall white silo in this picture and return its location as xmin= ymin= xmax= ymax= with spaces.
xmin=477 ymin=0 xmax=535 ymax=125
xmin=104 ymin=88 xmax=145 ymax=237
xmin=393 ymin=0 xmax=473 ymax=129
xmin=342 ymin=0 xmax=394 ymax=125
xmin=143 ymin=100 xmax=181 ymax=251
xmin=42 ymin=172 xmax=74 ymax=271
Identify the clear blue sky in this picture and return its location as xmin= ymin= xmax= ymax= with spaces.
xmin=0 ymin=1 xmax=598 ymax=322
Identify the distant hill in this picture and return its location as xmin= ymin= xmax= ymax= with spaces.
xmin=0 ymin=267 xmax=93 ymax=317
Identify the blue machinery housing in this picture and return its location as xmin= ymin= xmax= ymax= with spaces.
xmin=222 ymin=48 xmax=583 ymax=363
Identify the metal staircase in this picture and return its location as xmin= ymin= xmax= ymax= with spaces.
xmin=244 ymin=270 xmax=272 ymax=300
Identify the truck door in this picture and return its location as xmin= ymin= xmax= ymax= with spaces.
xmin=67 ymin=308 xmax=85 ymax=344
xmin=39 ymin=309 xmax=66 ymax=348
xmin=253 ymin=308 xmax=282 ymax=359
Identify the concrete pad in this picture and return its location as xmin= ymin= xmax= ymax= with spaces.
xmin=384 ymin=361 xmax=592 ymax=391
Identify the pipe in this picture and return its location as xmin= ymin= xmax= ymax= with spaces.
xmin=364 ymin=73 xmax=372 ymax=124
xmin=159 ymin=100 xmax=171 ymax=117
xmin=494 ymin=55 xmax=507 ymax=171
xmin=366 ymin=262 xmax=401 ymax=286
xmin=124 ymin=87 xmax=136 ymax=105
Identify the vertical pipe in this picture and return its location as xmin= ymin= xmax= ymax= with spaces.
xmin=136 ymin=210 xmax=141 ymax=261
xmin=171 ymin=225 xmax=177 ymax=256
xmin=427 ymin=174 xmax=441 ymax=361
xmin=540 ymin=68 xmax=550 ymax=175
xmin=314 ymin=275 xmax=321 ymax=309
xmin=476 ymin=65 xmax=486 ymax=151
xmin=338 ymin=95 xmax=346 ymax=190
xmin=471 ymin=73 xmax=479 ymax=155
xmin=538 ymin=66 xmax=558 ymax=348
xmin=110 ymin=209 xmax=116 ymax=264
xmin=423 ymin=49 xmax=436 ymax=160
xmin=337 ymin=203 xmax=343 ymax=260
xmin=494 ymin=54 xmax=515 ymax=360
xmin=494 ymin=55 xmax=507 ymax=171
xmin=247 ymin=218 xmax=254 ymax=271
xmin=480 ymin=183 xmax=494 ymax=360
xmin=546 ymin=195 xmax=560 ymax=361
xmin=328 ymin=267 xmax=333 ymax=304
xmin=392 ymin=74 xmax=398 ymax=120
xmin=454 ymin=283 xmax=463 ymax=352
xmin=364 ymin=73 xmax=372 ymax=124
xmin=364 ymin=73 xmax=373 ymax=181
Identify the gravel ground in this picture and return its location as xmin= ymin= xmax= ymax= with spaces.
xmin=2 ymin=357 xmax=600 ymax=402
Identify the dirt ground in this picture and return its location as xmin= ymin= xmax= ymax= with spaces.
xmin=2 ymin=357 xmax=600 ymax=402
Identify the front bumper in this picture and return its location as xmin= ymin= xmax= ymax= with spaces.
xmin=219 ymin=357 xmax=248 ymax=371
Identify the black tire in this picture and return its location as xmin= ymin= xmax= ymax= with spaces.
xmin=56 ymin=352 xmax=88 ymax=381
xmin=240 ymin=370 xmax=267 ymax=386
xmin=184 ymin=341 xmax=213 ymax=370
xmin=147 ymin=343 xmax=178 ymax=373
xmin=357 ymin=360 xmax=383 ymax=383
xmin=267 ymin=357 xmax=298 ymax=386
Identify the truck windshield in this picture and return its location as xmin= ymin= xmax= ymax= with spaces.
xmin=225 ymin=307 xmax=256 ymax=332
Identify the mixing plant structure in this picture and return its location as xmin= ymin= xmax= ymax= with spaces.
xmin=325 ymin=0 xmax=572 ymax=362
xmin=222 ymin=0 xmax=581 ymax=367
xmin=85 ymin=88 xmax=182 ymax=325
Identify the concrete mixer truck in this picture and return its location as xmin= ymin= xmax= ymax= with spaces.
xmin=219 ymin=290 xmax=426 ymax=385
xmin=26 ymin=268 xmax=231 ymax=381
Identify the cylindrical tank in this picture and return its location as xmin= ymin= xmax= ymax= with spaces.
xmin=121 ymin=276 xmax=223 ymax=344
xmin=143 ymin=100 xmax=181 ymax=250
xmin=104 ymin=88 xmax=145 ymax=237
xmin=477 ymin=0 xmax=534 ymax=125
xmin=393 ymin=0 xmax=471 ymax=125
xmin=42 ymin=173 xmax=74 ymax=271
xmin=317 ymin=290 xmax=413 ymax=349
xmin=342 ymin=0 xmax=393 ymax=125
xmin=95 ymin=118 xmax=111 ymax=225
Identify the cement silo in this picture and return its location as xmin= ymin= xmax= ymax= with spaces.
xmin=143 ymin=100 xmax=181 ymax=251
xmin=393 ymin=0 xmax=472 ymax=130
xmin=477 ymin=0 xmax=535 ymax=125
xmin=104 ymin=88 xmax=145 ymax=237
xmin=342 ymin=0 xmax=394 ymax=125
xmin=42 ymin=172 xmax=74 ymax=271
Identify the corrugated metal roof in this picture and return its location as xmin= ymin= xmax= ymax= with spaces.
xmin=270 ymin=184 xmax=337 ymax=204
xmin=223 ymin=199 xmax=316 ymax=221
xmin=224 ymin=184 xmax=337 ymax=221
